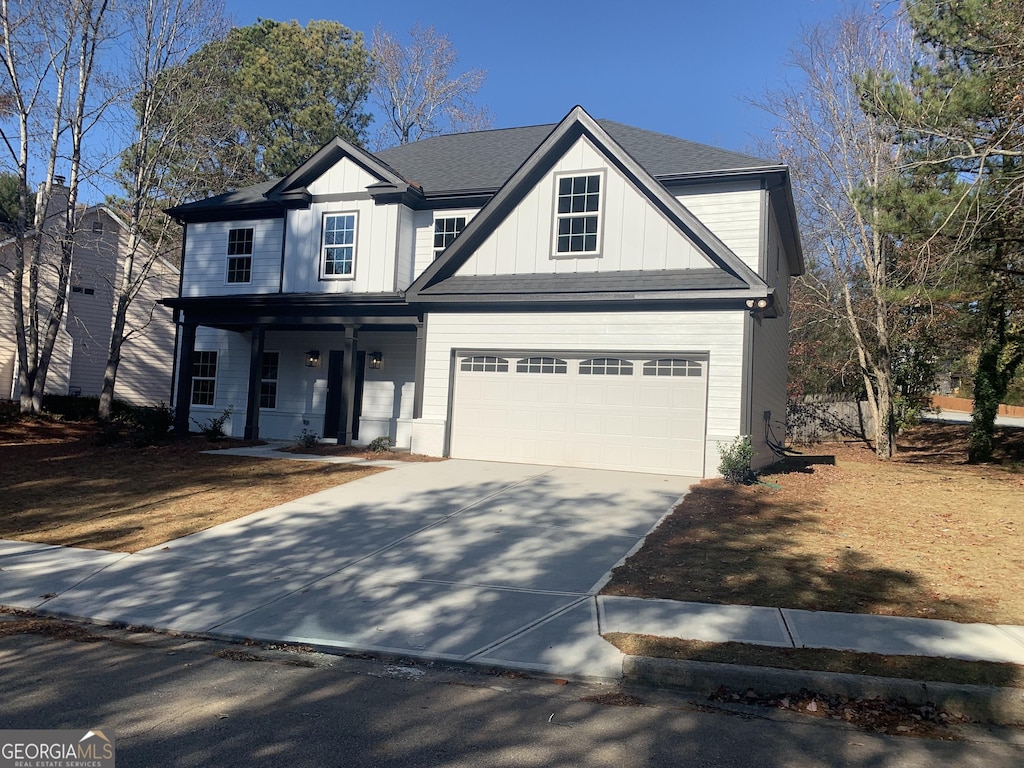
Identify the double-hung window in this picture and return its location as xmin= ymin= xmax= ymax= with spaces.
xmin=554 ymin=173 xmax=602 ymax=256
xmin=321 ymin=213 xmax=357 ymax=279
xmin=260 ymin=352 xmax=279 ymax=409
xmin=433 ymin=216 xmax=466 ymax=259
xmin=191 ymin=351 xmax=217 ymax=405
xmin=226 ymin=228 xmax=253 ymax=283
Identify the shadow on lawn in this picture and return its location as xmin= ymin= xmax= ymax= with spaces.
xmin=602 ymin=475 xmax=969 ymax=621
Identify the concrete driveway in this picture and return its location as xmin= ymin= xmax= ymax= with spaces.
xmin=3 ymin=460 xmax=694 ymax=678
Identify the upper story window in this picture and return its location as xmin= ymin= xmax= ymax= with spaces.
xmin=554 ymin=173 xmax=602 ymax=256
xmin=226 ymin=227 xmax=253 ymax=284
xmin=321 ymin=213 xmax=357 ymax=279
xmin=91 ymin=220 xmax=104 ymax=233
xmin=434 ymin=216 xmax=466 ymax=260
xmin=191 ymin=350 xmax=218 ymax=405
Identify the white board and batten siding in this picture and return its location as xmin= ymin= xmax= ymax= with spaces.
xmin=282 ymin=199 xmax=399 ymax=294
xmin=748 ymin=202 xmax=791 ymax=469
xmin=415 ymin=310 xmax=748 ymax=476
xmin=674 ymin=181 xmax=763 ymax=274
xmin=410 ymin=208 xmax=481 ymax=285
xmin=182 ymin=219 xmax=283 ymax=297
xmin=457 ymin=136 xmax=717 ymax=278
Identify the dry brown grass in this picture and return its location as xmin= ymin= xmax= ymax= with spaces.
xmin=603 ymin=422 xmax=1024 ymax=626
xmin=0 ymin=419 xmax=383 ymax=552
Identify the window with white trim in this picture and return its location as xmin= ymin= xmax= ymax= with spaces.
xmin=191 ymin=351 xmax=217 ymax=405
xmin=579 ymin=358 xmax=633 ymax=375
xmin=260 ymin=352 xmax=279 ymax=409
xmin=434 ymin=216 xmax=466 ymax=259
xmin=226 ymin=227 xmax=253 ymax=283
xmin=460 ymin=355 xmax=509 ymax=372
xmin=516 ymin=356 xmax=567 ymax=374
xmin=321 ymin=213 xmax=357 ymax=278
xmin=554 ymin=173 xmax=601 ymax=255
xmin=643 ymin=358 xmax=703 ymax=377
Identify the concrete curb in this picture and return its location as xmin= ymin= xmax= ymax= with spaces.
xmin=623 ymin=656 xmax=1024 ymax=726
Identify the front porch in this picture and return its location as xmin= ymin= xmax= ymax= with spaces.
xmin=163 ymin=294 xmax=425 ymax=447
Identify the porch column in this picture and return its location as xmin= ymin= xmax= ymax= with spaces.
xmin=340 ymin=325 xmax=359 ymax=445
xmin=173 ymin=321 xmax=196 ymax=435
xmin=413 ymin=317 xmax=426 ymax=419
xmin=243 ymin=325 xmax=266 ymax=440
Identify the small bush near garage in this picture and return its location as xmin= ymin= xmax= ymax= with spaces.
xmin=718 ymin=435 xmax=755 ymax=484
xmin=368 ymin=436 xmax=394 ymax=453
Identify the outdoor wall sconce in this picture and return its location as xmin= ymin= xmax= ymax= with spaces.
xmin=369 ymin=351 xmax=383 ymax=369
xmin=305 ymin=350 xmax=320 ymax=368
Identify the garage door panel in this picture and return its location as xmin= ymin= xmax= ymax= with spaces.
xmin=451 ymin=352 xmax=707 ymax=476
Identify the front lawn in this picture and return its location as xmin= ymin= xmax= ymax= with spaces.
xmin=0 ymin=419 xmax=383 ymax=552
xmin=603 ymin=422 xmax=1024 ymax=626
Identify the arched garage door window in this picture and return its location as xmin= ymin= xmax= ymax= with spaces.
xmin=643 ymin=358 xmax=703 ymax=377
xmin=460 ymin=355 xmax=509 ymax=372
xmin=579 ymin=357 xmax=633 ymax=375
xmin=516 ymin=356 xmax=567 ymax=374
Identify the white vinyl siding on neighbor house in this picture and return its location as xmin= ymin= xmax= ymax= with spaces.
xmin=456 ymin=136 xmax=717 ymax=277
xmin=674 ymin=180 xmax=763 ymax=274
xmin=182 ymin=219 xmax=283 ymax=296
xmin=419 ymin=310 xmax=747 ymax=475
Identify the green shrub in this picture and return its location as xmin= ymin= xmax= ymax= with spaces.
xmin=718 ymin=435 xmax=755 ymax=484
xmin=124 ymin=403 xmax=174 ymax=446
xmin=295 ymin=428 xmax=320 ymax=450
xmin=192 ymin=407 xmax=232 ymax=441
xmin=42 ymin=394 xmax=98 ymax=421
xmin=368 ymin=435 xmax=394 ymax=454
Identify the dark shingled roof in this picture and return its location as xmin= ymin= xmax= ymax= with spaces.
xmin=376 ymin=120 xmax=774 ymax=194
xmin=415 ymin=270 xmax=749 ymax=301
xmin=168 ymin=119 xmax=777 ymax=217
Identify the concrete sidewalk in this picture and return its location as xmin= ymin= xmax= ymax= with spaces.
xmin=2 ymin=456 xmax=1023 ymax=682
xmin=4 ymin=540 xmax=1024 ymax=673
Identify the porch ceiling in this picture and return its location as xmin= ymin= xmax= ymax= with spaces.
xmin=160 ymin=292 xmax=421 ymax=331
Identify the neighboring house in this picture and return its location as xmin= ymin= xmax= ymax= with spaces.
xmin=164 ymin=106 xmax=803 ymax=477
xmin=0 ymin=181 xmax=179 ymax=406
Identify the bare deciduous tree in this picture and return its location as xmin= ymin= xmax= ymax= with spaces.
xmin=97 ymin=0 xmax=225 ymax=419
xmin=757 ymin=8 xmax=923 ymax=459
xmin=1 ymin=0 xmax=115 ymax=414
xmin=371 ymin=23 xmax=491 ymax=148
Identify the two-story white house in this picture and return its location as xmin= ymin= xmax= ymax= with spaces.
xmin=164 ymin=106 xmax=803 ymax=477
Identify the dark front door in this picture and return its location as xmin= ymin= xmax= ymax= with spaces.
xmin=323 ymin=350 xmax=366 ymax=440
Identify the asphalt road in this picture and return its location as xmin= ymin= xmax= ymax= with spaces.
xmin=1 ymin=625 xmax=1022 ymax=768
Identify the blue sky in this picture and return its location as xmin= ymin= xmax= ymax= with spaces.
xmin=222 ymin=0 xmax=850 ymax=157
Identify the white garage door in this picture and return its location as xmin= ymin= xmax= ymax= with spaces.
xmin=450 ymin=352 xmax=707 ymax=476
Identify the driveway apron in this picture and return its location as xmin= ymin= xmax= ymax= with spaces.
xmin=27 ymin=460 xmax=694 ymax=678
